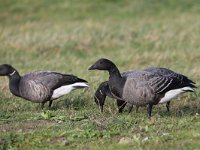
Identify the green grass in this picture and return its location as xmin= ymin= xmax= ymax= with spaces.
xmin=0 ymin=0 xmax=200 ymax=149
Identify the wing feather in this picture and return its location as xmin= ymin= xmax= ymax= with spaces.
xmin=19 ymin=71 xmax=87 ymax=102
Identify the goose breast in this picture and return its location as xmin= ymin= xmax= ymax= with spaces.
xmin=122 ymin=76 xmax=156 ymax=106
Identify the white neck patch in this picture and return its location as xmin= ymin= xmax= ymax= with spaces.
xmin=9 ymin=70 xmax=16 ymax=76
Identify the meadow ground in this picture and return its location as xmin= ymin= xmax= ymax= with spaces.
xmin=0 ymin=0 xmax=200 ymax=149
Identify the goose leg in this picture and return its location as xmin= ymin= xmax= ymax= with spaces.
xmin=135 ymin=106 xmax=139 ymax=113
xmin=41 ymin=102 xmax=45 ymax=109
xmin=166 ymin=101 xmax=170 ymax=112
xmin=147 ymin=104 xmax=153 ymax=118
xmin=49 ymin=100 xmax=53 ymax=108
xmin=116 ymin=99 xmax=127 ymax=113
xmin=100 ymin=105 xmax=104 ymax=113
xmin=128 ymin=105 xmax=133 ymax=113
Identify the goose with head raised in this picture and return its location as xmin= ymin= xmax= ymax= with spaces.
xmin=94 ymin=67 xmax=196 ymax=113
xmin=89 ymin=58 xmax=196 ymax=118
xmin=0 ymin=64 xmax=88 ymax=108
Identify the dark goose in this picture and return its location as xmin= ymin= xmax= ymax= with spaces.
xmin=89 ymin=58 xmax=196 ymax=118
xmin=94 ymin=68 xmax=196 ymax=113
xmin=0 ymin=64 xmax=88 ymax=108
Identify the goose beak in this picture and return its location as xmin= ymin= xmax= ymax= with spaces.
xmin=88 ymin=64 xmax=96 ymax=70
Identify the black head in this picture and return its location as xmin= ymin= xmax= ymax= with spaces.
xmin=0 ymin=64 xmax=15 ymax=76
xmin=88 ymin=58 xmax=116 ymax=71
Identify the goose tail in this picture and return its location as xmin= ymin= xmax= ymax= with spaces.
xmin=76 ymin=77 xmax=88 ymax=83
xmin=182 ymin=86 xmax=196 ymax=92
xmin=73 ymin=82 xmax=89 ymax=89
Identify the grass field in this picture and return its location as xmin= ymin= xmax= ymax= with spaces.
xmin=0 ymin=0 xmax=200 ymax=149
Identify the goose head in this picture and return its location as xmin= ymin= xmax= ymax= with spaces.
xmin=0 ymin=64 xmax=16 ymax=76
xmin=88 ymin=58 xmax=117 ymax=71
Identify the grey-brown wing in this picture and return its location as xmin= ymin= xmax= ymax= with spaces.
xmin=22 ymin=71 xmax=63 ymax=88
xmin=123 ymin=69 xmax=189 ymax=93
xmin=122 ymin=74 xmax=159 ymax=106
xmin=19 ymin=79 xmax=51 ymax=102
xmin=144 ymin=67 xmax=195 ymax=85
xmin=19 ymin=71 xmax=86 ymax=102
xmin=19 ymin=71 xmax=63 ymax=102
xmin=122 ymin=71 xmax=177 ymax=105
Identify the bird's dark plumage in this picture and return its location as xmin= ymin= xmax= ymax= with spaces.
xmin=0 ymin=64 xmax=88 ymax=108
xmin=90 ymin=58 xmax=196 ymax=117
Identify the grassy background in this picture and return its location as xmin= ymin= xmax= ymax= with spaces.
xmin=0 ymin=0 xmax=200 ymax=149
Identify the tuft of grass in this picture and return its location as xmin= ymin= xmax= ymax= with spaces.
xmin=0 ymin=0 xmax=200 ymax=149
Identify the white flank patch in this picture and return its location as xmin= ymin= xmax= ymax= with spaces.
xmin=51 ymin=82 xmax=88 ymax=99
xmin=159 ymin=87 xmax=194 ymax=104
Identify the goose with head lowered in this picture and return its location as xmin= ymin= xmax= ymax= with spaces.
xmin=0 ymin=64 xmax=88 ymax=108
xmin=94 ymin=68 xmax=196 ymax=113
xmin=94 ymin=81 xmax=128 ymax=113
xmin=89 ymin=58 xmax=196 ymax=118
xmin=94 ymin=73 xmax=136 ymax=113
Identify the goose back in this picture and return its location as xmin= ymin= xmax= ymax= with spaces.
xmin=144 ymin=67 xmax=196 ymax=88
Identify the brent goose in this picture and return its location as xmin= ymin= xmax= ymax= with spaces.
xmin=95 ymin=67 xmax=196 ymax=113
xmin=0 ymin=64 xmax=88 ymax=108
xmin=89 ymin=58 xmax=196 ymax=118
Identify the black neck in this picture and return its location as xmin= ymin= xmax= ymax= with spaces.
xmin=108 ymin=64 xmax=125 ymax=98
xmin=108 ymin=62 xmax=122 ymax=77
xmin=8 ymin=71 xmax=21 ymax=97
xmin=109 ymin=67 xmax=121 ymax=77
